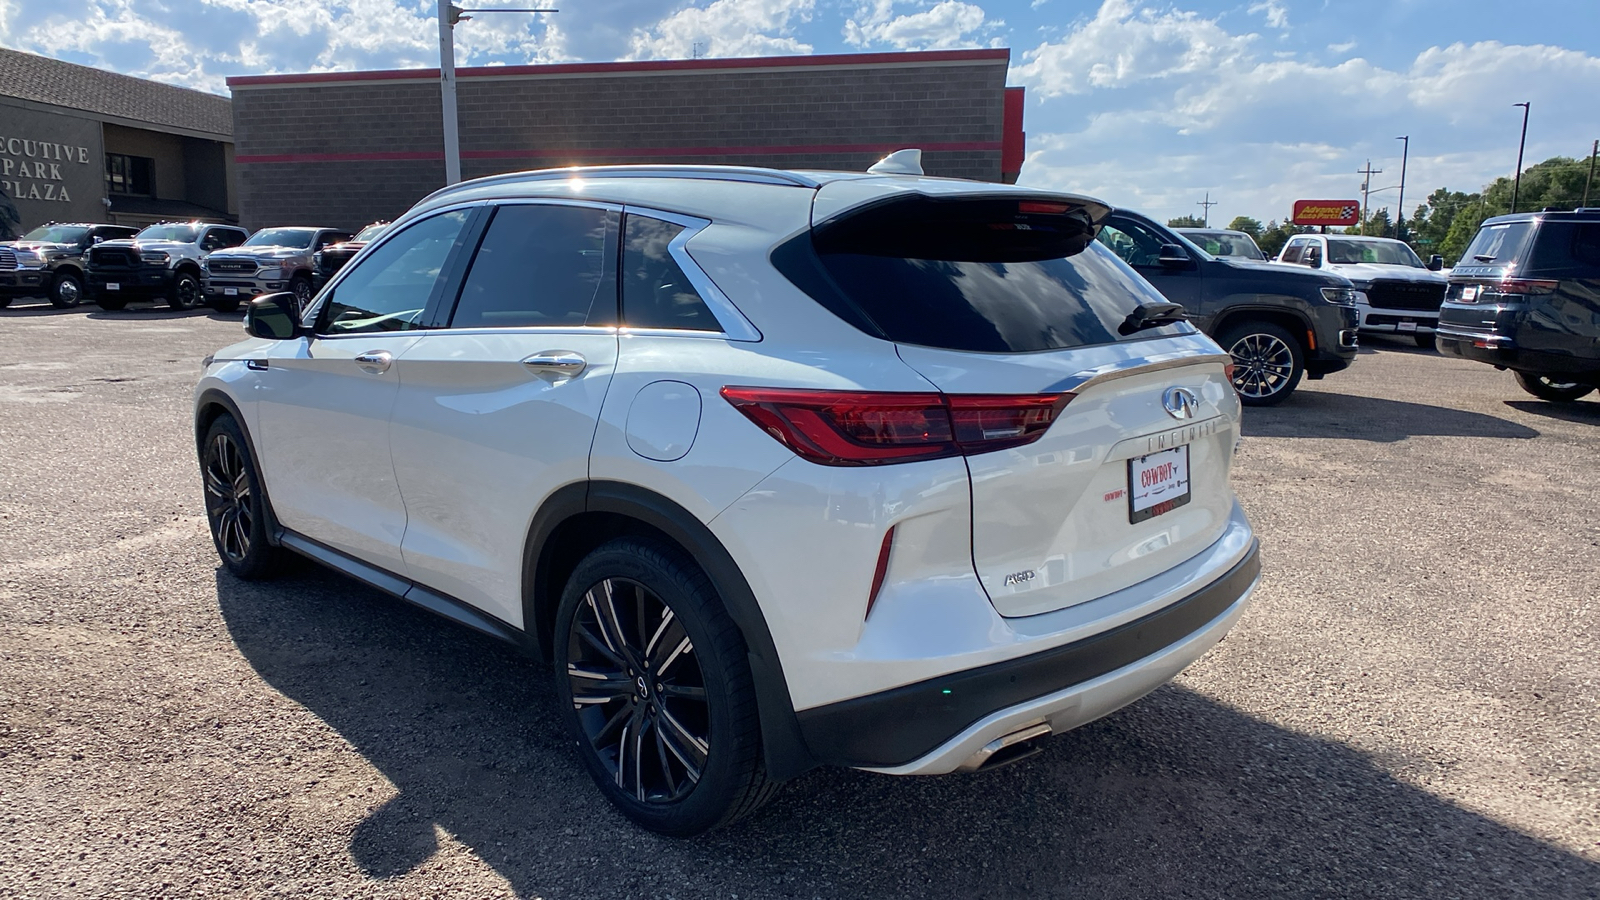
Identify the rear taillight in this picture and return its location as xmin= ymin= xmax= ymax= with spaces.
xmin=1486 ymin=278 xmax=1560 ymax=296
xmin=719 ymin=387 xmax=1073 ymax=466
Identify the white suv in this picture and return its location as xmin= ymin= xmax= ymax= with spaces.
xmin=194 ymin=161 xmax=1261 ymax=835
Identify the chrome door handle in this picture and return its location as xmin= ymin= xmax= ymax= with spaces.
xmin=354 ymin=349 xmax=393 ymax=373
xmin=522 ymin=351 xmax=586 ymax=377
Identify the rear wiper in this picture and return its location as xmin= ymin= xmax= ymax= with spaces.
xmin=1119 ymin=301 xmax=1189 ymax=335
xmin=1473 ymin=255 xmax=1496 ymax=262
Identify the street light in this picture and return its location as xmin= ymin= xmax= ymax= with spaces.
xmin=1511 ymin=102 xmax=1530 ymax=214
xmin=438 ymin=4 xmax=559 ymax=185
xmin=1394 ymin=136 xmax=1408 ymax=241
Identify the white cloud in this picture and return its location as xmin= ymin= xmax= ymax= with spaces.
xmin=1249 ymin=0 xmax=1288 ymax=30
xmin=624 ymin=0 xmax=815 ymax=60
xmin=843 ymin=0 xmax=992 ymax=51
xmin=1011 ymin=0 xmax=1255 ymax=97
xmin=1327 ymin=39 xmax=1356 ymax=53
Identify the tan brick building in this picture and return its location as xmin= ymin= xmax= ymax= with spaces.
xmin=227 ymin=49 xmax=1026 ymax=231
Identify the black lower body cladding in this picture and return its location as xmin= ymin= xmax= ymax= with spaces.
xmin=796 ymin=543 xmax=1262 ymax=769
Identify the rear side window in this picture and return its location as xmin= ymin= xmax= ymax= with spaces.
xmin=621 ymin=215 xmax=718 ymax=331
xmin=1573 ymin=224 xmax=1600 ymax=269
xmin=1462 ymin=222 xmax=1535 ymax=264
xmin=787 ymin=196 xmax=1190 ymax=354
xmin=450 ymin=204 xmax=616 ymax=329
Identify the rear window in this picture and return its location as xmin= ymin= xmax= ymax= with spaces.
xmin=1462 ymin=222 xmax=1536 ymax=264
xmin=782 ymin=196 xmax=1191 ymax=354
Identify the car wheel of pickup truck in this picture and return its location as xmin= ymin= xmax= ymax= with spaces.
xmin=1513 ymin=371 xmax=1594 ymax=402
xmin=168 ymin=272 xmax=203 ymax=310
xmin=1220 ymin=321 xmax=1303 ymax=406
xmin=49 ymin=272 xmax=85 ymax=308
xmin=290 ymin=275 xmax=313 ymax=313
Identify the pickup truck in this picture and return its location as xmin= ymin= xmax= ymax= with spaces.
xmin=1277 ymin=233 xmax=1448 ymax=347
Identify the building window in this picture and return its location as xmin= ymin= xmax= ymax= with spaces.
xmin=105 ymin=154 xmax=154 ymax=196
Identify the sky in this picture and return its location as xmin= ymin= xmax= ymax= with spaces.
xmin=3 ymin=0 xmax=1597 ymax=226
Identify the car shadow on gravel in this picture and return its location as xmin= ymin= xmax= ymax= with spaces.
xmin=1242 ymin=390 xmax=1539 ymax=442
xmin=0 ymin=302 xmax=86 ymax=317
xmin=84 ymin=306 xmax=238 ymax=322
xmin=217 ymin=568 xmax=1598 ymax=900
xmin=1505 ymin=399 xmax=1600 ymax=425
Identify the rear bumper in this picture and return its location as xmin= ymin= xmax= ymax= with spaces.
xmin=1436 ymin=329 xmax=1600 ymax=379
xmin=796 ymin=536 xmax=1260 ymax=773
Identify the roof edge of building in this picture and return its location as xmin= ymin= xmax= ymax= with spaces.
xmin=226 ymin=48 xmax=1011 ymax=89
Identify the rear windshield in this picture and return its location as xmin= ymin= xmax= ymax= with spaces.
xmin=1462 ymin=222 xmax=1535 ymax=264
xmin=785 ymin=196 xmax=1192 ymax=354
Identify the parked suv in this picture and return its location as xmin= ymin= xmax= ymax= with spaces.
xmin=1277 ymin=233 xmax=1447 ymax=347
xmin=196 ymin=162 xmax=1260 ymax=835
xmin=312 ymin=221 xmax=388 ymax=289
xmin=1436 ymin=209 xmax=1600 ymax=401
xmin=0 ymin=223 xmax=138 ymax=307
xmin=203 ymin=226 xmax=352 ymax=312
xmin=87 ymin=222 xmax=249 ymax=310
xmin=1098 ymin=210 xmax=1360 ymax=405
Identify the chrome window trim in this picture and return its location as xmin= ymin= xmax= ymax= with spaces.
xmin=622 ymin=205 xmax=762 ymax=342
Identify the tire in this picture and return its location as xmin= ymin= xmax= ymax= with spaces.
xmin=95 ymin=294 xmax=128 ymax=311
xmin=167 ymin=270 xmax=203 ymax=310
xmin=0 ymin=295 xmax=11 ymax=308
xmin=1414 ymin=333 xmax=1435 ymax=349
xmin=49 ymin=271 xmax=85 ymax=308
xmin=1218 ymin=320 xmax=1304 ymax=406
xmin=554 ymin=537 xmax=776 ymax=836
xmin=200 ymin=414 xmax=286 ymax=580
xmin=290 ymin=275 xmax=314 ymax=313
xmin=1513 ymin=371 xmax=1595 ymax=403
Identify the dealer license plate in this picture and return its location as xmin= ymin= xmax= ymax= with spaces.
xmin=1128 ymin=445 xmax=1191 ymax=524
xmin=224 ymin=287 xmax=238 ymax=296
xmin=106 ymin=282 xmax=120 ymax=291
xmin=1460 ymin=285 xmax=1480 ymax=302
xmin=1397 ymin=320 xmax=1418 ymax=332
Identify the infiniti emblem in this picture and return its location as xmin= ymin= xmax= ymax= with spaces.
xmin=1162 ymin=386 xmax=1199 ymax=420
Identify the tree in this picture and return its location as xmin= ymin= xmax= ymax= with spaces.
xmin=1226 ymin=216 xmax=1263 ymax=239
xmin=1256 ymin=218 xmax=1309 ymax=259
xmin=1167 ymin=215 xmax=1206 ymax=228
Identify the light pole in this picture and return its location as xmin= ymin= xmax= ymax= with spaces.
xmin=1511 ymin=102 xmax=1530 ymax=214
xmin=1394 ymin=135 xmax=1408 ymax=241
xmin=438 ymin=4 xmax=559 ymax=185
xmin=1585 ymin=139 xmax=1597 ymax=208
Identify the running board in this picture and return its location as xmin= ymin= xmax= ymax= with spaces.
xmin=276 ymin=530 xmax=526 ymax=648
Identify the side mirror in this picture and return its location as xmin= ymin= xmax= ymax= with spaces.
xmin=1427 ymin=254 xmax=1444 ymax=271
xmin=1304 ymin=249 xmax=1322 ymax=268
xmin=1157 ymin=243 xmax=1192 ymax=268
xmin=246 ymin=292 xmax=304 ymax=339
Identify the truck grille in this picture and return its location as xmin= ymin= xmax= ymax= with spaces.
xmin=207 ymin=259 xmax=257 ymax=274
xmin=90 ymin=247 xmax=138 ymax=269
xmin=0 ymin=249 xmax=15 ymax=271
xmin=1367 ymin=280 xmax=1445 ymax=311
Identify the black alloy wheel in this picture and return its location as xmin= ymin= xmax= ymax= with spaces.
xmin=567 ymin=577 xmax=710 ymax=805
xmin=1220 ymin=321 xmax=1303 ymax=406
xmin=1513 ymin=371 xmax=1595 ymax=403
xmin=200 ymin=415 xmax=284 ymax=579
xmin=49 ymin=271 xmax=84 ymax=308
xmin=554 ymin=538 xmax=775 ymax=835
xmin=291 ymin=276 xmax=314 ymax=313
xmin=168 ymin=271 xmax=203 ymax=310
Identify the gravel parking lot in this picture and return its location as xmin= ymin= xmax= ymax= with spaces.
xmin=1 ymin=300 xmax=1596 ymax=899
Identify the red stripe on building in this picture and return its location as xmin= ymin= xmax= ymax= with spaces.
xmin=1001 ymin=87 xmax=1026 ymax=183
xmin=226 ymin=49 xmax=1011 ymax=88
xmin=235 ymin=140 xmax=1003 ymax=165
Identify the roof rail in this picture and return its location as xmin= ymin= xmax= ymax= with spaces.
xmin=420 ymin=164 xmax=821 ymax=205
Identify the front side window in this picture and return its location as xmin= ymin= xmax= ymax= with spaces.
xmin=621 ymin=215 xmax=719 ymax=331
xmin=448 ymin=204 xmax=615 ymax=329
xmin=318 ymin=210 xmax=471 ymax=335
xmin=1096 ymin=219 xmax=1171 ymax=268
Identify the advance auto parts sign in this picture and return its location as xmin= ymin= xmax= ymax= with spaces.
xmin=1292 ymin=200 xmax=1360 ymax=227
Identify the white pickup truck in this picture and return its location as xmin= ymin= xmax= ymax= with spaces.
xmin=1277 ymin=234 xmax=1447 ymax=347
